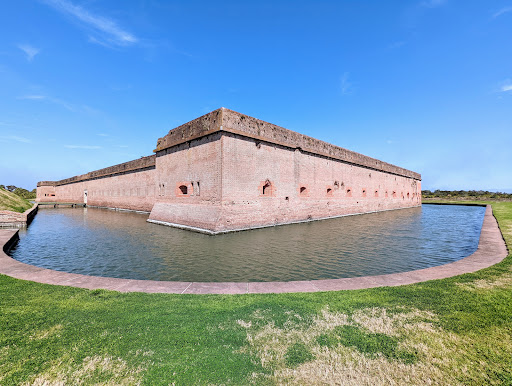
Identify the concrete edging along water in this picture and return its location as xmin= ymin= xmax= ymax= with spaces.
xmin=0 ymin=203 xmax=38 ymax=228
xmin=0 ymin=205 xmax=508 ymax=294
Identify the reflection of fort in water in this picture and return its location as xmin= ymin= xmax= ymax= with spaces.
xmin=37 ymin=108 xmax=421 ymax=234
xmin=11 ymin=205 xmax=485 ymax=282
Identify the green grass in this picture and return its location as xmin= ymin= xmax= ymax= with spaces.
xmin=284 ymin=342 xmax=315 ymax=367
xmin=0 ymin=188 xmax=33 ymax=213
xmin=317 ymin=325 xmax=418 ymax=364
xmin=1 ymin=201 xmax=511 ymax=384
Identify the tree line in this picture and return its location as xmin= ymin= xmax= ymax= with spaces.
xmin=0 ymin=185 xmax=37 ymax=199
xmin=2 ymin=184 xmax=511 ymax=201
xmin=422 ymin=190 xmax=512 ymax=200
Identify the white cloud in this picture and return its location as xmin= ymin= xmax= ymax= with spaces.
xmin=496 ymin=79 xmax=512 ymax=93
xmin=64 ymin=145 xmax=101 ymax=149
xmin=0 ymin=135 xmax=32 ymax=143
xmin=42 ymin=0 xmax=138 ymax=47
xmin=18 ymin=94 xmax=44 ymax=100
xmin=18 ymin=44 xmax=40 ymax=61
xmin=493 ymin=6 xmax=512 ymax=18
xmin=97 ymin=133 xmax=109 ymax=137
xmin=19 ymin=95 xmax=46 ymax=100
xmin=501 ymin=84 xmax=512 ymax=92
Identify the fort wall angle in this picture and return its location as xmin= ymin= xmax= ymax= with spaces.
xmin=37 ymin=108 xmax=421 ymax=233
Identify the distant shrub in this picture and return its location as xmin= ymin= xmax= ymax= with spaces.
xmin=422 ymin=190 xmax=512 ymax=201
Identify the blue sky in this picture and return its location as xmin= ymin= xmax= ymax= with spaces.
xmin=1 ymin=0 xmax=511 ymax=191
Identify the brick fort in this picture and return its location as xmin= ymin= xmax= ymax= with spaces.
xmin=37 ymin=108 xmax=422 ymax=234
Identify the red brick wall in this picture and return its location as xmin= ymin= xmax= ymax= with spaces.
xmin=36 ymin=157 xmax=156 ymax=212
xmin=216 ymin=133 xmax=420 ymax=231
xmin=51 ymin=168 xmax=157 ymax=212
xmin=36 ymin=185 xmax=56 ymax=202
xmin=37 ymin=110 xmax=422 ymax=233
xmin=147 ymin=133 xmax=224 ymax=229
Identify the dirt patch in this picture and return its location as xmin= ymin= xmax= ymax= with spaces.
xmin=26 ymin=355 xmax=144 ymax=385
xmin=351 ymin=308 xmax=437 ymax=336
xmin=237 ymin=307 xmax=456 ymax=384
xmin=30 ymin=324 xmax=63 ymax=341
xmin=456 ymin=272 xmax=512 ymax=291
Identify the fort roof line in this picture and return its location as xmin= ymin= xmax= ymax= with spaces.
xmin=37 ymin=155 xmax=156 ymax=187
xmin=38 ymin=108 xmax=420 ymax=188
xmin=155 ymin=107 xmax=421 ymax=181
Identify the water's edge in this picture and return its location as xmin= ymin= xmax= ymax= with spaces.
xmin=0 ymin=205 xmax=507 ymax=294
xmin=8 ymin=204 xmax=486 ymax=282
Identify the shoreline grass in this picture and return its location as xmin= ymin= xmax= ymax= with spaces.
xmin=0 ymin=188 xmax=33 ymax=213
xmin=1 ymin=200 xmax=511 ymax=384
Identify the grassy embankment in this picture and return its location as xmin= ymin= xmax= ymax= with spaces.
xmin=0 ymin=187 xmax=33 ymax=213
xmin=1 ymin=201 xmax=511 ymax=384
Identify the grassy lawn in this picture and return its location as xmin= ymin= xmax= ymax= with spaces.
xmin=0 ymin=188 xmax=33 ymax=213
xmin=1 ymin=201 xmax=511 ymax=384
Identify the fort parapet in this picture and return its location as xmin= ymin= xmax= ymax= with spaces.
xmin=38 ymin=155 xmax=156 ymax=187
xmin=156 ymin=108 xmax=420 ymax=180
xmin=37 ymin=108 xmax=421 ymax=233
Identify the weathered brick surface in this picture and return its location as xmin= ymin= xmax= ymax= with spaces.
xmin=38 ymin=155 xmax=155 ymax=187
xmin=36 ymin=156 xmax=156 ymax=212
xmin=0 ymin=204 xmax=38 ymax=228
xmin=148 ymin=132 xmax=223 ymax=229
xmin=37 ymin=109 xmax=421 ymax=232
xmin=156 ymin=108 xmax=420 ymax=180
xmin=50 ymin=168 xmax=156 ymax=212
xmin=36 ymin=185 xmax=56 ymax=202
xmin=217 ymin=133 xmax=420 ymax=231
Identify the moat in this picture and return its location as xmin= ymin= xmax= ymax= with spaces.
xmin=9 ymin=204 xmax=485 ymax=282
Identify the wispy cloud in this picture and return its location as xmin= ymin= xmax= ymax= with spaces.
xmin=493 ymin=6 xmax=512 ymax=18
xmin=501 ymin=83 xmax=512 ymax=92
xmin=42 ymin=0 xmax=138 ymax=47
xmin=420 ymin=0 xmax=447 ymax=8
xmin=18 ymin=94 xmax=101 ymax=115
xmin=18 ymin=44 xmax=40 ymax=61
xmin=64 ymin=145 xmax=101 ymax=149
xmin=97 ymin=133 xmax=109 ymax=137
xmin=0 ymin=135 xmax=32 ymax=143
xmin=18 ymin=94 xmax=76 ymax=111
xmin=340 ymin=72 xmax=353 ymax=95
xmin=18 ymin=94 xmax=46 ymax=100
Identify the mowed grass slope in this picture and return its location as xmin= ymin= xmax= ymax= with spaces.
xmin=0 ymin=202 xmax=511 ymax=384
xmin=0 ymin=188 xmax=33 ymax=213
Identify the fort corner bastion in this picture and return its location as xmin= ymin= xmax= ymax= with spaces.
xmin=37 ymin=108 xmax=422 ymax=234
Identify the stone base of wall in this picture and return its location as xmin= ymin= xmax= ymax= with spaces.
xmin=148 ymin=202 xmax=223 ymax=232
xmin=0 ymin=204 xmax=38 ymax=228
xmin=148 ymin=202 xmax=421 ymax=234
xmin=87 ymin=205 xmax=151 ymax=214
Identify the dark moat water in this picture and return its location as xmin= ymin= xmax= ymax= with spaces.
xmin=9 ymin=205 xmax=485 ymax=282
